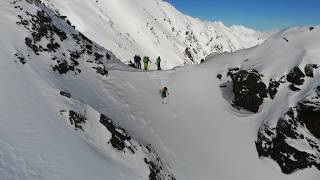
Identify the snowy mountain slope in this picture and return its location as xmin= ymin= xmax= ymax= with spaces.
xmin=40 ymin=0 xmax=264 ymax=69
xmin=1 ymin=0 xmax=174 ymax=179
xmin=1 ymin=0 xmax=320 ymax=180
xmin=100 ymin=26 xmax=320 ymax=179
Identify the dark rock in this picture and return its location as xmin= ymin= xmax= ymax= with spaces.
xmin=94 ymin=52 xmax=103 ymax=60
xmin=256 ymin=127 xmax=315 ymax=174
xmin=184 ymin=47 xmax=194 ymax=62
xmin=106 ymin=52 xmax=111 ymax=60
xmin=268 ymin=79 xmax=280 ymax=99
xmin=256 ymin=90 xmax=320 ymax=174
xmin=309 ymin=27 xmax=315 ymax=31
xmin=60 ymin=91 xmax=71 ymax=98
xmin=79 ymin=32 xmax=92 ymax=44
xmin=52 ymin=60 xmax=69 ymax=74
xmin=14 ymin=53 xmax=26 ymax=64
xmin=286 ymin=66 xmax=305 ymax=85
xmin=19 ymin=9 xmax=68 ymax=55
xmin=297 ymin=102 xmax=320 ymax=138
xmin=304 ymin=64 xmax=318 ymax=77
xmin=59 ymin=15 xmax=67 ymax=20
xmin=144 ymin=158 xmax=160 ymax=180
xmin=69 ymin=110 xmax=85 ymax=130
xmin=47 ymin=42 xmax=60 ymax=52
xmin=143 ymin=145 xmax=176 ymax=180
xmin=69 ymin=51 xmax=82 ymax=61
xmin=93 ymin=66 xmax=108 ymax=77
xmin=16 ymin=15 xmax=29 ymax=26
xmin=217 ymin=74 xmax=222 ymax=80
xmin=227 ymin=68 xmax=268 ymax=112
xmin=25 ymin=37 xmax=39 ymax=55
xmin=52 ymin=55 xmax=80 ymax=75
xmin=100 ymin=114 xmax=131 ymax=151
xmin=85 ymin=44 xmax=92 ymax=55
xmin=289 ymin=84 xmax=301 ymax=91
xmin=213 ymin=44 xmax=223 ymax=52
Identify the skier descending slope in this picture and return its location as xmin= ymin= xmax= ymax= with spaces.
xmin=160 ymin=87 xmax=169 ymax=104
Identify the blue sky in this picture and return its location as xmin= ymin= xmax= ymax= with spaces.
xmin=166 ymin=0 xmax=320 ymax=30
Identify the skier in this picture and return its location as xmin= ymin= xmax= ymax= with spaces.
xmin=160 ymin=87 xmax=169 ymax=104
xmin=143 ymin=56 xmax=151 ymax=70
xmin=156 ymin=56 xmax=161 ymax=70
xmin=134 ymin=55 xmax=141 ymax=69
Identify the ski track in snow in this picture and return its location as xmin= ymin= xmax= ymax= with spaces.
xmin=0 ymin=140 xmax=40 ymax=180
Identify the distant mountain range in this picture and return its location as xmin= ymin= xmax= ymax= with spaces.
xmin=42 ymin=0 xmax=266 ymax=69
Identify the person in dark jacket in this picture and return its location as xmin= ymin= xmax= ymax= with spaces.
xmin=134 ymin=55 xmax=141 ymax=69
xmin=160 ymin=87 xmax=170 ymax=104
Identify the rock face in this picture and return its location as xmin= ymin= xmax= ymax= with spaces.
xmin=60 ymin=91 xmax=71 ymax=98
xmin=227 ymin=68 xmax=268 ymax=112
xmin=304 ymin=64 xmax=318 ymax=77
xmin=15 ymin=0 xmax=112 ymax=77
xmin=222 ymin=64 xmax=320 ymax=174
xmin=286 ymin=66 xmax=305 ymax=91
xmin=69 ymin=110 xmax=86 ymax=130
xmin=67 ymin=109 xmax=176 ymax=180
xmin=100 ymin=114 xmax=133 ymax=152
xmin=256 ymin=88 xmax=320 ymax=174
xmin=268 ymin=78 xmax=282 ymax=99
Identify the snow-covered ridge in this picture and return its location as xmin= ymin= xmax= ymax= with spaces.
xmin=40 ymin=0 xmax=264 ymax=69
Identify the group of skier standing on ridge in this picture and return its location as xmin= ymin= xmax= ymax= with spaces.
xmin=133 ymin=55 xmax=162 ymax=71
xmin=130 ymin=55 xmax=169 ymax=103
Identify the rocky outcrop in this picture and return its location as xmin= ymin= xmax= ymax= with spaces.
xmin=256 ymin=88 xmax=320 ymax=174
xmin=286 ymin=66 xmax=305 ymax=91
xmin=304 ymin=64 xmax=318 ymax=77
xmin=69 ymin=110 xmax=86 ymax=131
xmin=268 ymin=78 xmax=283 ymax=99
xmin=14 ymin=0 xmax=111 ymax=77
xmin=227 ymin=68 xmax=268 ymax=112
xmin=100 ymin=114 xmax=133 ymax=152
xmin=67 ymin=109 xmax=176 ymax=180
